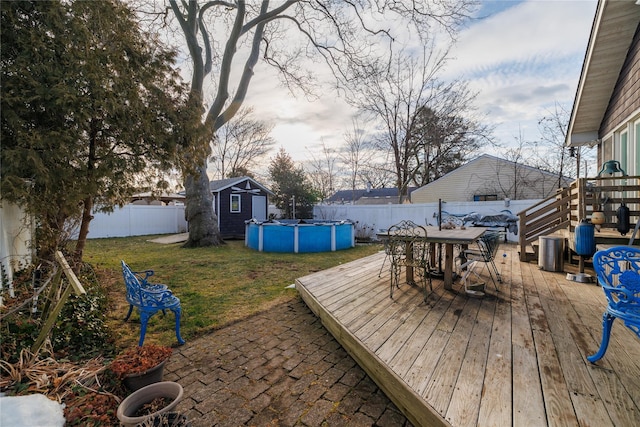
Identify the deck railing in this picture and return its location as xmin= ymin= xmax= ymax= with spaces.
xmin=518 ymin=176 xmax=640 ymax=261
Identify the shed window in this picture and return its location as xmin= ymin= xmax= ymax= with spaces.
xmin=230 ymin=194 xmax=241 ymax=213
xmin=474 ymin=194 xmax=498 ymax=201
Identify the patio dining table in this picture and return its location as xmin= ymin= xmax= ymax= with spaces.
xmin=379 ymin=226 xmax=488 ymax=290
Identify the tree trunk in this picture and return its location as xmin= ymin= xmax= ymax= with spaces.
xmin=73 ymin=119 xmax=98 ymax=269
xmin=183 ymin=161 xmax=224 ymax=247
xmin=73 ymin=195 xmax=94 ymax=271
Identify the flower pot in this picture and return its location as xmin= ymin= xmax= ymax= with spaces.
xmin=117 ymin=381 xmax=184 ymax=427
xmin=123 ymin=359 xmax=166 ymax=391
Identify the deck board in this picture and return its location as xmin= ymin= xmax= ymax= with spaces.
xmin=295 ymin=246 xmax=640 ymax=427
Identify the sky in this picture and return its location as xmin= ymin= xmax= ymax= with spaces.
xmin=240 ymin=0 xmax=598 ymax=166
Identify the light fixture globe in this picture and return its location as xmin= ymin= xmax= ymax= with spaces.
xmin=591 ymin=211 xmax=606 ymax=225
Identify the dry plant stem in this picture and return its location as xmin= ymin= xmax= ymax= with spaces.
xmin=72 ymin=378 xmax=122 ymax=404
xmin=0 ymin=346 xmax=107 ymax=402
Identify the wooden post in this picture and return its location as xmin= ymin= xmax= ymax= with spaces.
xmin=31 ymin=251 xmax=86 ymax=354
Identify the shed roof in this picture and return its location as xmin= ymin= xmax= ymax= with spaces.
xmin=209 ymin=176 xmax=273 ymax=195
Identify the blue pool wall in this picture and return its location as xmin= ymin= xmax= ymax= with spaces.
xmin=245 ymin=220 xmax=355 ymax=253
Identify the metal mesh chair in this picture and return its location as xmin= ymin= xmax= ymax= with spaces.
xmin=458 ymin=231 xmax=502 ymax=295
xmin=387 ymin=220 xmax=433 ymax=302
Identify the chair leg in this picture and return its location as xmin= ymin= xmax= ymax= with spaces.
xmin=421 ymin=267 xmax=433 ymax=302
xmin=124 ymin=304 xmax=134 ymax=321
xmin=488 ymin=260 xmax=502 ymax=285
xmin=460 ymin=260 xmax=477 ymax=291
xmin=390 ymin=262 xmax=401 ymax=299
xmin=138 ymin=311 xmax=152 ymax=346
xmin=390 ymin=263 xmax=396 ymax=298
xmin=378 ymin=254 xmax=388 ymax=278
xmin=587 ymin=312 xmax=616 ymax=363
xmin=171 ymin=306 xmax=186 ymax=345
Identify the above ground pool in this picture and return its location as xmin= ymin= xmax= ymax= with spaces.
xmin=245 ymin=219 xmax=355 ymax=253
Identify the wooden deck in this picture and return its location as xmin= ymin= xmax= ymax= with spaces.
xmin=295 ymin=244 xmax=640 ymax=427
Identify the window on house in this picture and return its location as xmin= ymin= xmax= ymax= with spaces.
xmin=620 ymin=129 xmax=628 ymax=173
xmin=230 ymin=194 xmax=241 ymax=213
xmin=474 ymin=194 xmax=498 ymax=201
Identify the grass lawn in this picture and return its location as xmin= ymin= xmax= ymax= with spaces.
xmin=83 ymin=236 xmax=382 ymax=349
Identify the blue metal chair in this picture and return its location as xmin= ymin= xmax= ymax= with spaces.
xmin=588 ymin=246 xmax=640 ymax=363
xmin=121 ymin=261 xmax=185 ymax=346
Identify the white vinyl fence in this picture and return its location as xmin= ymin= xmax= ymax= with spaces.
xmin=313 ymin=199 xmax=541 ymax=243
xmin=83 ymin=205 xmax=187 ymax=239
xmin=82 ymin=200 xmax=540 ymax=241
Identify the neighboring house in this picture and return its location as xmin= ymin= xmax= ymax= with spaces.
xmin=411 ymin=154 xmax=571 ymax=204
xmin=130 ymin=192 xmax=185 ymax=206
xmin=566 ymin=0 xmax=640 ymax=177
xmin=323 ymin=187 xmax=415 ymax=205
xmin=209 ymin=177 xmax=273 ymax=238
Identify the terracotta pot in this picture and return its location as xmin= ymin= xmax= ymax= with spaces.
xmin=122 ymin=359 xmax=166 ymax=391
xmin=591 ymin=211 xmax=606 ymax=225
xmin=117 ymin=381 xmax=184 ymax=427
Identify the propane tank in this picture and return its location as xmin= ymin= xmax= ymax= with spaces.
xmin=617 ymin=203 xmax=631 ymax=235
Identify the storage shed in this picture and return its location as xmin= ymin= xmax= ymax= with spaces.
xmin=210 ymin=177 xmax=273 ymax=239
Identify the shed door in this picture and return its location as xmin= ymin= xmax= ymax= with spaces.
xmin=252 ymin=195 xmax=266 ymax=220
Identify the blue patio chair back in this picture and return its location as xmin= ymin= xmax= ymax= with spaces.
xmin=121 ymin=261 xmax=185 ymax=346
xmin=587 ymin=246 xmax=640 ymax=362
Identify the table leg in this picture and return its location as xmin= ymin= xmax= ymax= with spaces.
xmin=444 ymin=243 xmax=454 ymax=290
xmin=405 ymin=241 xmax=414 ymax=284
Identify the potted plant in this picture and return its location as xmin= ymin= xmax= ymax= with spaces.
xmin=110 ymin=344 xmax=173 ymax=391
xmin=117 ymin=381 xmax=186 ymax=426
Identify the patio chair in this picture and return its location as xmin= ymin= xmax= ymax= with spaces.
xmin=121 ymin=261 xmax=185 ymax=346
xmin=587 ymin=246 xmax=640 ymax=363
xmin=378 ymin=230 xmax=399 ymax=278
xmin=387 ymin=220 xmax=433 ymax=302
xmin=458 ymin=231 xmax=502 ymax=295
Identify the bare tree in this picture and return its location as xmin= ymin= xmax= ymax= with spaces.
xmin=339 ymin=118 xmax=376 ymax=200
xmin=355 ymin=50 xmax=442 ymax=203
xmin=305 ymin=140 xmax=339 ymax=202
xmin=413 ymin=85 xmax=493 ymax=186
xmin=359 ymin=162 xmax=396 ymax=190
xmin=353 ymin=46 xmax=487 ymax=202
xmin=163 ymin=0 xmax=475 ymax=246
xmin=534 ymin=102 xmax=595 ymax=181
xmin=211 ymin=107 xmax=275 ymax=179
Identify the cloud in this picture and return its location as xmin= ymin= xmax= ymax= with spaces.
xmin=442 ymin=1 xmax=597 ymax=146
xmin=451 ymin=1 xmax=595 ymax=77
xmin=215 ymin=0 xmax=598 ymax=164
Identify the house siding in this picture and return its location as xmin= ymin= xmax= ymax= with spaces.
xmin=601 ymin=22 xmax=640 ymax=136
xmin=216 ymin=188 xmax=253 ymax=238
xmin=411 ymin=155 xmax=566 ymax=203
